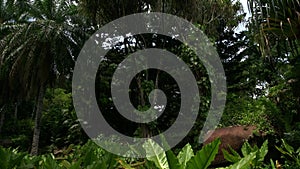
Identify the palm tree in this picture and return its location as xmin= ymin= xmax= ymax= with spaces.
xmin=248 ymin=0 xmax=300 ymax=134
xmin=248 ymin=0 xmax=300 ymax=56
xmin=0 ymin=0 xmax=32 ymax=139
xmin=0 ymin=0 xmax=84 ymax=155
xmin=248 ymin=0 xmax=300 ymax=90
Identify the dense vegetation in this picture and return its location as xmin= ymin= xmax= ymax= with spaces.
xmin=0 ymin=0 xmax=299 ymax=168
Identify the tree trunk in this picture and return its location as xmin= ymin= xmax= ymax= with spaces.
xmin=14 ymin=100 xmax=20 ymax=124
xmin=136 ymin=74 xmax=152 ymax=138
xmin=30 ymin=85 xmax=45 ymax=155
xmin=0 ymin=105 xmax=5 ymax=135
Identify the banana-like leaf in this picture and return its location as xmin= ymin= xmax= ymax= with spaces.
xmin=166 ymin=150 xmax=182 ymax=169
xmin=186 ymin=138 xmax=220 ymax=169
xmin=143 ymin=139 xmax=169 ymax=169
xmin=177 ymin=143 xmax=194 ymax=168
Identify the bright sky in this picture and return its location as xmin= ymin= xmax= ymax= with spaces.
xmin=235 ymin=0 xmax=251 ymax=32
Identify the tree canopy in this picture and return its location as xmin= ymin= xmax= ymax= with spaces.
xmin=0 ymin=1 xmax=299 ymax=167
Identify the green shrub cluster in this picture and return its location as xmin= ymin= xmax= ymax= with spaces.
xmin=1 ymin=138 xmax=299 ymax=169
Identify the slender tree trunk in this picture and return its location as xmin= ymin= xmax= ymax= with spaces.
xmin=30 ymin=84 xmax=45 ymax=155
xmin=0 ymin=105 xmax=5 ymax=135
xmin=152 ymin=70 xmax=160 ymax=104
xmin=137 ymin=75 xmax=145 ymax=135
xmin=14 ymin=100 xmax=20 ymax=124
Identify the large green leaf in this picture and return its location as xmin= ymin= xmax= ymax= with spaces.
xmin=186 ymin=138 xmax=220 ymax=169
xmin=177 ymin=143 xmax=194 ymax=168
xmin=218 ymin=151 xmax=257 ymax=169
xmin=166 ymin=150 xmax=182 ymax=169
xmin=241 ymin=141 xmax=255 ymax=157
xmin=143 ymin=139 xmax=169 ymax=169
xmin=223 ymin=140 xmax=268 ymax=167
xmin=159 ymin=134 xmax=182 ymax=169
xmin=257 ymin=140 xmax=268 ymax=163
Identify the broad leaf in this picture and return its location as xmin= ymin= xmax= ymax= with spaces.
xmin=186 ymin=138 xmax=220 ymax=169
xmin=177 ymin=143 xmax=194 ymax=168
xmin=166 ymin=150 xmax=182 ymax=169
xmin=143 ymin=139 xmax=169 ymax=169
xmin=218 ymin=151 xmax=257 ymax=169
xmin=257 ymin=140 xmax=268 ymax=162
xmin=241 ymin=141 xmax=254 ymax=157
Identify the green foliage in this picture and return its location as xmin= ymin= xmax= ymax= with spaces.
xmin=144 ymin=138 xmax=221 ymax=169
xmin=177 ymin=144 xmax=194 ymax=168
xmin=165 ymin=150 xmax=182 ymax=169
xmin=0 ymin=147 xmax=26 ymax=169
xmin=1 ymin=138 xmax=300 ymax=169
xmin=0 ymin=102 xmax=34 ymax=151
xmin=219 ymin=152 xmax=257 ymax=169
xmin=0 ymin=140 xmax=121 ymax=169
xmin=248 ymin=0 xmax=300 ymax=145
xmin=221 ymin=94 xmax=277 ymax=134
xmin=222 ymin=146 xmax=242 ymax=163
xmin=0 ymin=0 xmax=299 ymax=168
xmin=276 ymin=139 xmax=300 ymax=167
xmin=143 ymin=139 xmax=169 ymax=169
xmin=222 ymin=140 xmax=269 ymax=168
xmin=268 ymin=83 xmax=300 ymax=131
xmin=41 ymin=88 xmax=87 ymax=150
xmin=186 ymin=138 xmax=220 ymax=169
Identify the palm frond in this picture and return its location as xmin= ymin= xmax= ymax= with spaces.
xmin=1 ymin=0 xmax=84 ymax=101
xmin=249 ymin=0 xmax=300 ymax=56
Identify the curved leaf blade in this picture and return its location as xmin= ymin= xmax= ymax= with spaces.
xmin=143 ymin=139 xmax=169 ymax=169
xmin=186 ymin=138 xmax=220 ymax=169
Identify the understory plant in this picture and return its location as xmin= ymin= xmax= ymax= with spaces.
xmin=2 ymin=138 xmax=298 ymax=169
xmin=276 ymin=139 xmax=300 ymax=168
xmin=221 ymin=140 xmax=269 ymax=169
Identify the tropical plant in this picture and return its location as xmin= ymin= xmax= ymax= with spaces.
xmin=140 ymin=138 xmax=221 ymax=169
xmin=276 ymin=139 xmax=300 ymax=167
xmin=248 ymin=0 xmax=300 ymax=144
xmin=222 ymin=140 xmax=269 ymax=168
xmin=0 ymin=140 xmax=121 ymax=169
xmin=248 ymin=0 xmax=300 ymax=56
xmin=220 ymin=95 xmax=277 ymax=135
xmin=40 ymin=88 xmax=87 ymax=152
xmin=0 ymin=0 xmax=84 ymax=155
xmin=0 ymin=146 xmax=26 ymax=169
xmin=0 ymin=0 xmax=31 ymax=25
